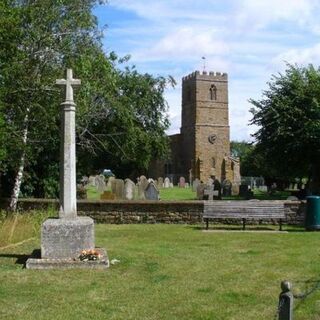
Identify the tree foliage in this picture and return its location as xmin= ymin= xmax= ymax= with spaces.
xmin=250 ymin=64 xmax=320 ymax=193
xmin=0 ymin=0 xmax=171 ymax=199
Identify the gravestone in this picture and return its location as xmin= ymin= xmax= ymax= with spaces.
xmin=26 ymin=69 xmax=108 ymax=269
xmin=114 ymin=179 xmax=125 ymax=199
xmin=185 ymin=182 xmax=189 ymax=188
xmin=94 ymin=175 xmax=106 ymax=193
xmin=179 ymin=177 xmax=186 ymax=188
xmin=124 ymin=178 xmax=135 ymax=200
xmin=222 ymin=179 xmax=232 ymax=197
xmin=137 ymin=175 xmax=149 ymax=200
xmin=145 ymin=182 xmax=159 ymax=200
xmin=204 ymin=185 xmax=219 ymax=200
xmin=169 ymin=182 xmax=174 ymax=188
xmin=158 ymin=177 xmax=164 ymax=189
xmin=259 ymin=185 xmax=268 ymax=192
xmin=192 ymin=178 xmax=200 ymax=192
xmin=81 ymin=176 xmax=89 ymax=186
xmin=286 ymin=196 xmax=299 ymax=201
xmin=140 ymin=175 xmax=149 ymax=190
xmin=189 ymin=169 xmax=193 ymax=186
xmin=164 ymin=177 xmax=170 ymax=188
xmin=100 ymin=191 xmax=116 ymax=200
xmin=207 ymin=177 xmax=214 ymax=186
xmin=111 ymin=179 xmax=117 ymax=194
xmin=88 ymin=175 xmax=95 ymax=186
xmin=196 ymin=182 xmax=206 ymax=200
xmin=107 ymin=176 xmax=115 ymax=189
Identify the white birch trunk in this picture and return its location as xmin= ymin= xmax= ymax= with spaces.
xmin=9 ymin=109 xmax=29 ymax=212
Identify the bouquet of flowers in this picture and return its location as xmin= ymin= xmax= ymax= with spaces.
xmin=79 ymin=249 xmax=101 ymax=261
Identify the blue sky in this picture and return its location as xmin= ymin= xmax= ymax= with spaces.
xmin=93 ymin=0 xmax=320 ymax=141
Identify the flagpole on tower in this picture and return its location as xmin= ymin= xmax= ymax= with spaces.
xmin=202 ymin=56 xmax=206 ymax=72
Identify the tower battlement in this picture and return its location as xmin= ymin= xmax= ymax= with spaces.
xmin=182 ymin=70 xmax=228 ymax=82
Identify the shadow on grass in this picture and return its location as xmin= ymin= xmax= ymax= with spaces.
xmin=293 ymin=278 xmax=320 ymax=311
xmin=0 ymin=249 xmax=40 ymax=266
xmin=191 ymin=224 xmax=306 ymax=232
xmin=191 ymin=224 xmax=281 ymax=231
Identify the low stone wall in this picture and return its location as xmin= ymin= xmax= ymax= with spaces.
xmin=0 ymin=198 xmax=306 ymax=225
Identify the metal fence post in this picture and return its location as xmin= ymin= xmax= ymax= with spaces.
xmin=278 ymin=281 xmax=294 ymax=320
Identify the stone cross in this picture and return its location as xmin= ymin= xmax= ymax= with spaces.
xmin=56 ymin=68 xmax=81 ymax=103
xmin=56 ymin=69 xmax=81 ymax=219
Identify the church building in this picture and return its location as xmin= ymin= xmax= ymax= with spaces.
xmin=149 ymin=70 xmax=240 ymax=193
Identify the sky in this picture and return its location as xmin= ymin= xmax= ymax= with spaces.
xmin=93 ymin=0 xmax=320 ymax=141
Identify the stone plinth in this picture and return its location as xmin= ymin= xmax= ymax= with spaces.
xmin=26 ymin=248 xmax=109 ymax=270
xmin=41 ymin=217 xmax=94 ymax=259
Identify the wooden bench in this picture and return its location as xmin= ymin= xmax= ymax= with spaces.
xmin=203 ymin=200 xmax=285 ymax=230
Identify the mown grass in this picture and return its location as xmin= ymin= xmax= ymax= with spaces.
xmin=0 ymin=212 xmax=320 ymax=319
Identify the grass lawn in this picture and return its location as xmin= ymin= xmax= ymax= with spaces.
xmin=1 ymin=212 xmax=320 ymax=319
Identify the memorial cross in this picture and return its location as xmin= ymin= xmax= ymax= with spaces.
xmin=56 ymin=69 xmax=81 ymax=218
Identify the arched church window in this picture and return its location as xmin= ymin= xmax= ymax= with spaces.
xmin=209 ymin=84 xmax=217 ymax=100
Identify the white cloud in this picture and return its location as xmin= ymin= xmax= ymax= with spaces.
xmin=131 ymin=26 xmax=229 ymax=63
xmin=271 ymin=43 xmax=320 ymax=69
xmin=235 ymin=0 xmax=318 ymax=31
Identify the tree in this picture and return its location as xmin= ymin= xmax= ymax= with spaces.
xmin=250 ymin=64 xmax=320 ymax=194
xmin=0 ymin=0 xmax=172 ymax=204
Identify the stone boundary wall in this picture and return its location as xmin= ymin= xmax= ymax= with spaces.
xmin=0 ymin=199 xmax=306 ymax=225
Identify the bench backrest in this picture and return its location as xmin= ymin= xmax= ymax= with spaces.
xmin=203 ymin=201 xmax=285 ymax=219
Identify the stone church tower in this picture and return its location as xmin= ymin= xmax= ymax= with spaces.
xmin=181 ymin=70 xmax=231 ymax=182
xmin=148 ymin=70 xmax=240 ymax=192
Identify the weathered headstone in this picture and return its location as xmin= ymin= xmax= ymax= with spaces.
xmin=94 ymin=175 xmax=106 ymax=193
xmin=286 ymin=196 xmax=299 ymax=201
xmin=189 ymin=169 xmax=193 ymax=186
xmin=145 ymin=182 xmax=159 ymax=200
xmin=259 ymin=185 xmax=268 ymax=192
xmin=196 ymin=182 xmax=206 ymax=200
xmin=124 ymin=178 xmax=135 ymax=200
xmin=88 ymin=175 xmax=95 ymax=186
xmin=140 ymin=175 xmax=149 ymax=189
xmin=185 ymin=182 xmax=189 ymax=188
xmin=164 ymin=177 xmax=170 ymax=188
xmin=111 ymin=179 xmax=117 ymax=194
xmin=137 ymin=175 xmax=148 ymax=200
xmin=207 ymin=177 xmax=214 ymax=186
xmin=179 ymin=176 xmax=186 ymax=188
xmin=158 ymin=177 xmax=164 ymax=189
xmin=106 ymin=176 xmax=115 ymax=189
xmin=26 ymin=69 xmax=108 ymax=269
xmin=81 ymin=176 xmax=89 ymax=186
xmin=204 ymin=185 xmax=219 ymax=200
xmin=100 ymin=191 xmax=116 ymax=200
xmin=169 ymin=182 xmax=174 ymax=188
xmin=192 ymin=178 xmax=200 ymax=192
xmin=114 ymin=179 xmax=124 ymax=199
